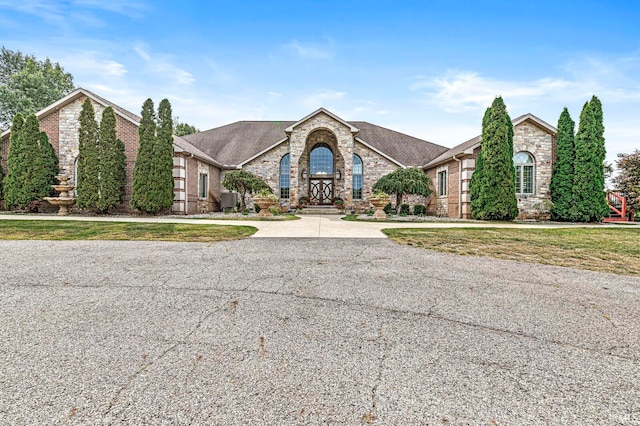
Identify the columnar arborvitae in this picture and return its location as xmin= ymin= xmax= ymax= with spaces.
xmin=3 ymin=113 xmax=25 ymax=208
xmin=76 ymin=98 xmax=100 ymax=209
xmin=38 ymin=131 xmax=59 ymax=190
xmin=152 ymin=99 xmax=175 ymax=212
xmin=570 ymin=96 xmax=609 ymax=222
xmin=469 ymin=96 xmax=519 ymax=220
xmin=131 ymin=98 xmax=158 ymax=213
xmin=95 ymin=106 xmax=126 ymax=213
xmin=3 ymin=113 xmax=53 ymax=208
xmin=550 ymin=108 xmax=575 ymax=220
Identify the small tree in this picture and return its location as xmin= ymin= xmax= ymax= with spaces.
xmin=570 ymin=96 xmax=609 ymax=222
xmin=550 ymin=108 xmax=576 ymax=221
xmin=174 ymin=118 xmax=199 ymax=136
xmin=222 ymin=170 xmax=270 ymax=211
xmin=38 ymin=131 xmax=59 ymax=191
xmin=613 ymin=149 xmax=640 ymax=215
xmin=469 ymin=96 xmax=518 ymax=221
xmin=94 ymin=107 xmax=126 ymax=213
xmin=3 ymin=113 xmax=54 ymax=209
xmin=76 ymin=98 xmax=100 ymax=209
xmin=372 ymin=167 xmax=433 ymax=213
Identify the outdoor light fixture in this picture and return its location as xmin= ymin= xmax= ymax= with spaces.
xmin=301 ymin=169 xmax=307 ymax=179
xmin=336 ymin=169 xmax=342 ymax=180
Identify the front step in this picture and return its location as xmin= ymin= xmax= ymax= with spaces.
xmin=299 ymin=206 xmax=344 ymax=215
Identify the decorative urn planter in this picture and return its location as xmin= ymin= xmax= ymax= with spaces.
xmin=368 ymin=194 xmax=390 ymax=219
xmin=253 ymin=194 xmax=278 ymax=217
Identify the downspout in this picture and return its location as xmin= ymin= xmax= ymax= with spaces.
xmin=452 ymin=155 xmax=462 ymax=219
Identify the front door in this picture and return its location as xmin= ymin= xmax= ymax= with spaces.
xmin=309 ymin=178 xmax=333 ymax=205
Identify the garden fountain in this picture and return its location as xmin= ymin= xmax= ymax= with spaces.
xmin=44 ymin=174 xmax=77 ymax=216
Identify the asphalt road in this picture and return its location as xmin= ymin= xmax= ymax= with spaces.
xmin=1 ymin=238 xmax=639 ymax=425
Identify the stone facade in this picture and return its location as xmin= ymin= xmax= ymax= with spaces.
xmin=512 ymin=121 xmax=555 ymax=219
xmin=425 ymin=117 xmax=556 ymax=219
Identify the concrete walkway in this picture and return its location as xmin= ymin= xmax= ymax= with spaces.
xmin=0 ymin=213 xmax=633 ymax=238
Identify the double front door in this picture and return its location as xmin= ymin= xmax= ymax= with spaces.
xmin=309 ymin=178 xmax=333 ymax=205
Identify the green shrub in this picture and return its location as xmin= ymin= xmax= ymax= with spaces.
xmin=400 ymin=203 xmax=410 ymax=216
xmin=383 ymin=202 xmax=393 ymax=214
xmin=413 ymin=204 xmax=427 ymax=216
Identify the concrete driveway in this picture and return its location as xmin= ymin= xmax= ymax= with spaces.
xmin=1 ymin=238 xmax=639 ymax=424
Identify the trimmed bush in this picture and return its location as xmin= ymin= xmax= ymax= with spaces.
xmin=400 ymin=203 xmax=410 ymax=216
xmin=413 ymin=204 xmax=427 ymax=216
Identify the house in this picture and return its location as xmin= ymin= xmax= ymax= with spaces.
xmin=0 ymin=88 xmax=557 ymax=218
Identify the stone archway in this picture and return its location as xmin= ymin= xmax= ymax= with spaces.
xmin=298 ymin=129 xmax=344 ymax=205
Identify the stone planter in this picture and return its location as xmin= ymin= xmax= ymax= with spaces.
xmin=253 ymin=196 xmax=276 ymax=217
xmin=369 ymin=196 xmax=390 ymax=219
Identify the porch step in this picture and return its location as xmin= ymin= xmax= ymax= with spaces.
xmin=299 ymin=206 xmax=344 ymax=215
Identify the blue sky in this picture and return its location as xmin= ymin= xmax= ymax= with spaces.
xmin=1 ymin=0 xmax=639 ymax=166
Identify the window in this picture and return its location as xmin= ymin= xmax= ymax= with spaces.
xmin=514 ymin=152 xmax=534 ymax=194
xmin=199 ymin=173 xmax=208 ymax=199
xmin=280 ymin=154 xmax=290 ymax=199
xmin=437 ymin=169 xmax=447 ymax=197
xmin=309 ymin=144 xmax=334 ymax=175
xmin=353 ymin=154 xmax=363 ymax=199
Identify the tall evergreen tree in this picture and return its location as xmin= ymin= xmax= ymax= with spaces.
xmin=38 ymin=131 xmax=59 ymax=191
xmin=550 ymin=108 xmax=575 ymax=220
xmin=469 ymin=97 xmax=519 ymax=220
xmin=3 ymin=113 xmax=53 ymax=208
xmin=95 ymin=106 xmax=126 ymax=213
xmin=570 ymin=96 xmax=609 ymax=222
xmin=131 ymin=98 xmax=158 ymax=213
xmin=152 ymin=99 xmax=175 ymax=212
xmin=76 ymin=98 xmax=100 ymax=209
xmin=3 ymin=113 xmax=25 ymax=207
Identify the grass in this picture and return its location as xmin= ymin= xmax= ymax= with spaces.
xmin=0 ymin=220 xmax=257 ymax=242
xmin=383 ymin=227 xmax=640 ymax=276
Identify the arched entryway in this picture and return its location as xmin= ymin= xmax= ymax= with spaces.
xmin=309 ymin=143 xmax=334 ymax=204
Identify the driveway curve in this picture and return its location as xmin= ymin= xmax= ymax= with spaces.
xmin=1 ymin=238 xmax=639 ymax=424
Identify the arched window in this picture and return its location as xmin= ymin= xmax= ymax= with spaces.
xmin=514 ymin=151 xmax=535 ymax=194
xmin=279 ymin=153 xmax=290 ymax=199
xmin=309 ymin=144 xmax=333 ymax=175
xmin=353 ymin=154 xmax=363 ymax=199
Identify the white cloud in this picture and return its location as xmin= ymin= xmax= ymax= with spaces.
xmin=300 ymin=89 xmax=346 ymax=109
xmin=61 ymin=51 xmax=127 ymax=77
xmin=133 ymin=44 xmax=195 ymax=85
xmin=284 ymin=40 xmax=332 ymax=60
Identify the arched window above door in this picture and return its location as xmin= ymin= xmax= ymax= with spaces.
xmin=309 ymin=144 xmax=334 ymax=176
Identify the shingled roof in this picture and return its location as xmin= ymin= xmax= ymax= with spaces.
xmin=182 ymin=118 xmax=448 ymax=168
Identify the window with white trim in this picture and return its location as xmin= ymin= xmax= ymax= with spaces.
xmin=437 ymin=169 xmax=447 ymax=197
xmin=514 ymin=151 xmax=534 ymax=194
xmin=198 ymin=173 xmax=208 ymax=199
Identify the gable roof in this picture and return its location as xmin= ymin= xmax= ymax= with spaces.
xmin=1 ymin=87 xmax=141 ymax=139
xmin=423 ymin=113 xmax=557 ymax=168
xmin=182 ymin=115 xmax=449 ymax=168
xmin=284 ymin=108 xmax=360 ymax=134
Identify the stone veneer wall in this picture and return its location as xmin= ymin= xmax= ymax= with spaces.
xmin=352 ymin=141 xmax=401 ymax=212
xmin=288 ymin=112 xmax=355 ymax=206
xmin=513 ymin=121 xmax=555 ymax=219
xmin=242 ymin=141 xmax=291 ymax=207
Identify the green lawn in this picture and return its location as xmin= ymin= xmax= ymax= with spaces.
xmin=383 ymin=227 xmax=640 ymax=276
xmin=0 ymin=220 xmax=256 ymax=242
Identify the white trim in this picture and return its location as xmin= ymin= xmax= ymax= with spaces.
xmin=237 ymin=137 xmax=289 ymax=167
xmin=512 ymin=113 xmax=558 ymax=134
xmin=354 ymin=137 xmax=405 ymax=168
xmin=285 ymin=108 xmax=360 ymax=134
